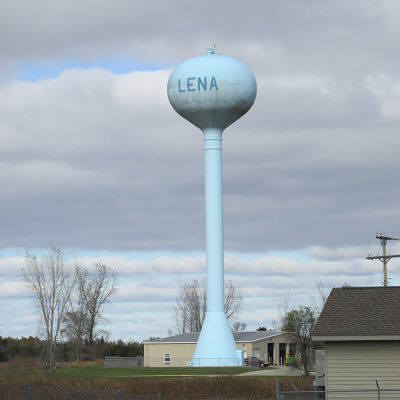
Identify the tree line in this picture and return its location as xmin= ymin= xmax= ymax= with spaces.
xmin=0 ymin=336 xmax=143 ymax=363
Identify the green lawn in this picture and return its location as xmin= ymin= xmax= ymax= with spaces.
xmin=45 ymin=365 xmax=259 ymax=379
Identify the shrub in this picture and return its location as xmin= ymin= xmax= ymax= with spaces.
xmin=286 ymin=355 xmax=298 ymax=366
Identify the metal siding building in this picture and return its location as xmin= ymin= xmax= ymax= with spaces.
xmin=313 ymin=287 xmax=400 ymax=391
xmin=325 ymin=341 xmax=400 ymax=391
xmin=144 ymin=331 xmax=295 ymax=367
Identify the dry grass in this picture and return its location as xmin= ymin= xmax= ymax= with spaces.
xmin=0 ymin=375 xmax=314 ymax=400
xmin=60 ymin=359 xmax=105 ymax=369
xmin=0 ymin=357 xmax=39 ymax=371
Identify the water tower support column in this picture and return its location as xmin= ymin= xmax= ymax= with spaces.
xmin=191 ymin=127 xmax=239 ymax=366
xmin=204 ymin=128 xmax=224 ymax=313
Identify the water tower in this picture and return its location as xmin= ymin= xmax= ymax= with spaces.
xmin=167 ymin=49 xmax=257 ymax=366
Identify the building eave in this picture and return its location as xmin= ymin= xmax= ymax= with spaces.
xmin=312 ymin=335 xmax=400 ymax=342
xmin=144 ymin=332 xmax=286 ymax=345
xmin=144 ymin=341 xmax=197 ymax=345
xmin=236 ymin=332 xmax=284 ymax=343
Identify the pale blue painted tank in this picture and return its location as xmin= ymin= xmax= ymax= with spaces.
xmin=168 ymin=49 xmax=257 ymax=367
xmin=168 ymin=48 xmax=256 ymax=130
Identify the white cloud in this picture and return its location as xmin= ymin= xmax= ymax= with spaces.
xmin=1 ymin=246 xmax=397 ymax=340
xmin=365 ymin=74 xmax=400 ymax=119
xmin=0 ymin=281 xmax=28 ymax=298
xmin=1 ymin=66 xmax=400 ymax=252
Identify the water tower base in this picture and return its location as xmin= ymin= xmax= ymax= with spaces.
xmin=191 ymin=311 xmax=241 ymax=367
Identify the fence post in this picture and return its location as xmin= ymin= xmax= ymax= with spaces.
xmin=376 ymin=380 xmax=380 ymax=400
xmin=288 ymin=382 xmax=299 ymax=400
xmin=276 ymin=377 xmax=279 ymax=400
xmin=27 ymin=384 xmax=31 ymax=400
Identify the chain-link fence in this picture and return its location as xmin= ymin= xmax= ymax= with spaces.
xmin=105 ymin=356 xmax=143 ymax=368
xmin=278 ymin=388 xmax=400 ymax=400
xmin=144 ymin=357 xmax=249 ymax=367
xmin=5 ymin=385 xmax=400 ymax=400
xmin=0 ymin=385 xmax=162 ymax=400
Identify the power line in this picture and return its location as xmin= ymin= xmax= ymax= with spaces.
xmin=365 ymin=232 xmax=380 ymax=286
xmin=366 ymin=249 xmax=379 ymax=286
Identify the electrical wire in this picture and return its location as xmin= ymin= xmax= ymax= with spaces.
xmin=366 ymin=249 xmax=379 ymax=286
xmin=365 ymin=233 xmax=381 ymax=286
xmin=386 ymin=233 xmax=400 ymax=284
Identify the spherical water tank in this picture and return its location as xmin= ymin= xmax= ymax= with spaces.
xmin=167 ymin=49 xmax=257 ymax=131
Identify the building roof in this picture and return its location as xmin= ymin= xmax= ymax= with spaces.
xmin=145 ymin=331 xmax=282 ymax=344
xmin=313 ymin=286 xmax=400 ymax=339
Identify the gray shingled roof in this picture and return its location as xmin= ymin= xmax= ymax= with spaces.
xmin=145 ymin=331 xmax=281 ymax=343
xmin=313 ymin=286 xmax=400 ymax=337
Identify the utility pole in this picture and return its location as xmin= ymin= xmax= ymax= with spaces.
xmin=366 ymin=234 xmax=400 ymax=286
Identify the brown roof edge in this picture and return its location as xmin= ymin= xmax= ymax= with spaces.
xmin=312 ymin=286 xmax=400 ymax=337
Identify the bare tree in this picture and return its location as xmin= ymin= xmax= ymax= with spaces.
xmin=60 ymin=263 xmax=118 ymax=360
xmin=271 ymin=319 xmax=280 ymax=331
xmin=61 ymin=266 xmax=89 ymax=362
xmin=269 ymin=292 xmax=292 ymax=332
xmin=224 ymin=281 xmax=242 ymax=322
xmin=277 ymin=291 xmax=291 ymax=330
xmin=313 ymin=281 xmax=330 ymax=314
xmin=232 ymin=321 xmax=247 ymax=332
xmin=61 ymin=309 xmax=88 ymax=362
xmin=174 ymin=280 xmax=205 ymax=333
xmin=22 ymin=246 xmax=75 ymax=373
xmin=80 ymin=263 xmax=118 ymax=346
xmin=174 ymin=279 xmax=242 ymax=333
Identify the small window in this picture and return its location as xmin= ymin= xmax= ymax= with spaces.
xmin=164 ymin=353 xmax=171 ymax=364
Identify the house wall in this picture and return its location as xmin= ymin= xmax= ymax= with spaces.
xmin=144 ymin=342 xmax=251 ymax=367
xmin=325 ymin=341 xmax=400 ymax=391
xmin=144 ymin=334 xmax=295 ymax=367
xmin=237 ymin=342 xmax=252 ymax=359
xmin=245 ymin=334 xmax=294 ymax=365
xmin=144 ymin=343 xmax=196 ymax=367
xmin=235 ymin=334 xmax=295 ymax=365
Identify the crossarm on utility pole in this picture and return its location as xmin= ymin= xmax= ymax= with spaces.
xmin=366 ymin=234 xmax=400 ymax=287
xmin=366 ymin=255 xmax=400 ymax=260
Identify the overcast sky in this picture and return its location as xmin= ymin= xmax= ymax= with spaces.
xmin=1 ymin=0 xmax=400 ymax=342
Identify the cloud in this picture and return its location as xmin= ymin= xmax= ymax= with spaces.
xmin=1 ymin=65 xmax=400 ymax=252
xmin=0 ymin=256 xmax=25 ymax=277
xmin=307 ymin=246 xmax=366 ymax=260
xmin=115 ymin=284 xmax=176 ymax=303
xmin=1 ymin=1 xmax=400 ymax=79
xmin=0 ymin=281 xmax=28 ymax=298
xmin=1 ymin=247 xmax=397 ymax=340
xmin=366 ymin=74 xmax=400 ymax=119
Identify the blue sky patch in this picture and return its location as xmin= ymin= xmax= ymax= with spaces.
xmin=17 ymin=56 xmax=169 ymax=82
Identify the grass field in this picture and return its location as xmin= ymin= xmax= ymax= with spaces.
xmin=50 ymin=365 xmax=260 ymax=378
xmin=1 ymin=361 xmax=263 ymax=379
xmin=0 ymin=362 xmax=313 ymax=400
